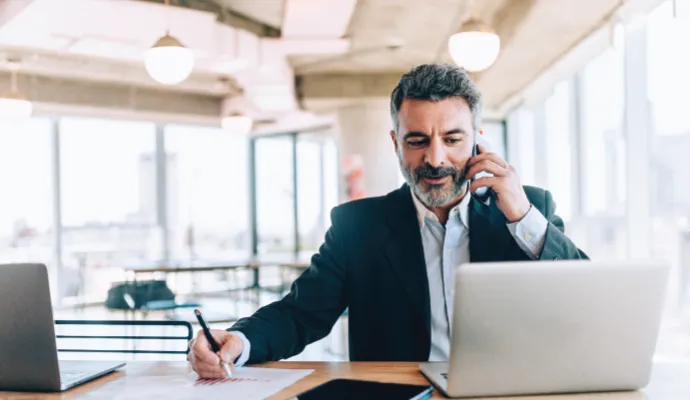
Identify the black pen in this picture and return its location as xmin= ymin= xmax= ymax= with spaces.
xmin=194 ymin=309 xmax=233 ymax=377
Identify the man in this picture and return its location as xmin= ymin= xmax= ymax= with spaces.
xmin=188 ymin=63 xmax=588 ymax=378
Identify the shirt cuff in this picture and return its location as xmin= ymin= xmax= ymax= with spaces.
xmin=228 ymin=331 xmax=251 ymax=367
xmin=506 ymin=205 xmax=548 ymax=259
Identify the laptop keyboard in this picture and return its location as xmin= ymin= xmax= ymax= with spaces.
xmin=60 ymin=370 xmax=93 ymax=385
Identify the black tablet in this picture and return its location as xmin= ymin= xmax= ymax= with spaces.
xmin=293 ymin=379 xmax=434 ymax=400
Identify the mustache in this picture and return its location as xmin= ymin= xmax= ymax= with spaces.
xmin=414 ymin=164 xmax=459 ymax=181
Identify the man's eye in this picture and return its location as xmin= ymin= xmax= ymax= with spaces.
xmin=407 ymin=140 xmax=427 ymax=147
xmin=445 ymin=138 xmax=462 ymax=144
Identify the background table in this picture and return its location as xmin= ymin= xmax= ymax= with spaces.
xmin=1 ymin=361 xmax=688 ymax=399
xmin=118 ymin=254 xmax=313 ymax=321
xmin=123 ymin=253 xmax=312 ymax=292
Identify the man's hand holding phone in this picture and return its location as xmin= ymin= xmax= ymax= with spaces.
xmin=466 ymin=143 xmax=531 ymax=223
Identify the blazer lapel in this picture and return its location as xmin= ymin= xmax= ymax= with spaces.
xmin=382 ymin=185 xmax=431 ymax=338
xmin=469 ymin=196 xmax=522 ymax=262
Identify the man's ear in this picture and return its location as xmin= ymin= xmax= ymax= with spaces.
xmin=390 ymin=130 xmax=398 ymax=153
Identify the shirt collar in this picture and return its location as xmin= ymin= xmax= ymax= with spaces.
xmin=410 ymin=186 xmax=470 ymax=229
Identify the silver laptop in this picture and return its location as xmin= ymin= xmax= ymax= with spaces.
xmin=420 ymin=259 xmax=669 ymax=398
xmin=0 ymin=263 xmax=125 ymax=392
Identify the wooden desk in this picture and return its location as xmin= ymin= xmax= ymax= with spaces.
xmin=1 ymin=361 xmax=688 ymax=400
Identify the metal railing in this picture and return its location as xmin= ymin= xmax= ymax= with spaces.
xmin=55 ymin=319 xmax=193 ymax=356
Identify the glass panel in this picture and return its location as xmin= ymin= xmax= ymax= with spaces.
xmin=255 ymin=135 xmax=295 ymax=254
xmin=297 ymin=138 xmax=323 ymax=252
xmin=59 ymin=117 xmax=156 ymax=302
xmin=296 ymin=134 xmax=342 ymax=250
xmin=165 ymin=125 xmax=250 ymax=261
xmin=0 ymin=118 xmax=54 ymax=269
xmin=582 ymin=49 xmax=626 ymax=216
xmin=646 ymin=0 xmax=690 ymax=352
xmin=578 ymin=40 xmax=627 ymax=260
xmin=323 ymin=138 xmax=340 ymax=226
xmin=480 ymin=121 xmax=506 ymax=159
xmin=506 ymin=108 xmax=537 ymax=186
xmin=544 ymin=80 xmax=573 ymax=221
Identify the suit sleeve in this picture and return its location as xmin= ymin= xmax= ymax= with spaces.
xmin=227 ymin=207 xmax=348 ymax=364
xmin=538 ymin=190 xmax=589 ymax=260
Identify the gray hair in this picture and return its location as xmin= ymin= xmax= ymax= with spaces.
xmin=389 ymin=63 xmax=482 ymax=133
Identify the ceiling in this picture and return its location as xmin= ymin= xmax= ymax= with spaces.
xmin=286 ymin=0 xmax=625 ymax=109
xmin=0 ymin=0 xmax=660 ymax=119
xmin=0 ymin=0 xmax=249 ymax=91
xmin=219 ymin=0 xmax=285 ymax=29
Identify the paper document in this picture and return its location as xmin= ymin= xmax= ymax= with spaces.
xmin=80 ymin=367 xmax=314 ymax=400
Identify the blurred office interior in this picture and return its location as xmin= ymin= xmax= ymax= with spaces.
xmin=0 ymin=0 xmax=689 ymax=360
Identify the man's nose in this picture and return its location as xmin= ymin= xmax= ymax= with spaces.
xmin=425 ymin=138 xmax=447 ymax=167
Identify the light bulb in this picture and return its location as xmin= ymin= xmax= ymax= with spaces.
xmin=448 ymin=20 xmax=500 ymax=72
xmin=145 ymin=33 xmax=194 ymax=85
xmin=221 ymin=114 xmax=253 ymax=134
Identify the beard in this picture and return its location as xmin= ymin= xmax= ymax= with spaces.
xmin=398 ymin=155 xmax=468 ymax=208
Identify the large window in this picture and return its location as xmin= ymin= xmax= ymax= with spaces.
xmin=506 ymin=1 xmax=690 ymax=358
xmin=0 ymin=118 xmax=54 ymax=268
xmin=577 ymin=39 xmax=627 ymax=260
xmin=646 ymin=0 xmax=690 ymax=320
xmin=59 ymin=117 xmax=157 ymax=301
xmin=165 ymin=125 xmax=250 ymax=261
xmin=1 ymin=111 xmax=341 ymax=308
xmin=298 ymin=135 xmax=341 ymax=250
xmin=323 ymin=138 xmax=340 ymax=226
xmin=253 ymin=133 xmax=341 ymax=255
xmin=506 ymin=108 xmax=537 ymax=186
xmin=297 ymin=136 xmax=325 ymax=251
xmin=582 ymin=46 xmax=626 ymax=216
xmin=255 ymin=135 xmax=296 ymax=254
xmin=481 ymin=121 xmax=507 ymax=160
xmin=544 ymin=80 xmax=573 ymax=221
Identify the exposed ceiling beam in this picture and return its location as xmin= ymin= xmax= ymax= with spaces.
xmin=138 ymin=0 xmax=281 ymax=37
xmin=0 ymin=71 xmax=223 ymax=123
xmin=296 ymin=72 xmax=502 ymax=120
xmin=0 ymin=44 xmax=236 ymax=96
xmin=296 ymin=72 xmax=401 ymax=102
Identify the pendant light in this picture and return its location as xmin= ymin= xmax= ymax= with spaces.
xmin=0 ymin=59 xmax=32 ymax=120
xmin=447 ymin=0 xmax=500 ymax=72
xmin=219 ymin=36 xmax=252 ymax=135
xmin=145 ymin=0 xmax=194 ymax=85
xmin=222 ymin=112 xmax=253 ymax=134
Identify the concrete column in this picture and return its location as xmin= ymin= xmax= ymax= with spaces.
xmin=334 ymin=99 xmax=402 ymax=199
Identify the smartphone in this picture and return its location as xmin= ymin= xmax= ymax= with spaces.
xmin=291 ymin=379 xmax=434 ymax=400
xmin=470 ymin=138 xmax=493 ymax=199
